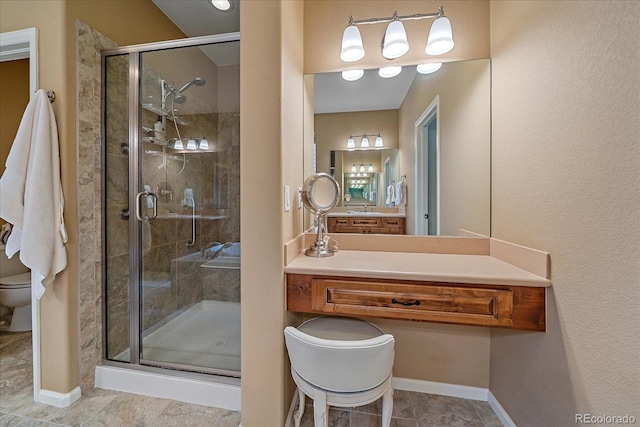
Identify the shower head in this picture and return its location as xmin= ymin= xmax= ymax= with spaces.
xmin=178 ymin=77 xmax=206 ymax=93
xmin=173 ymin=93 xmax=187 ymax=104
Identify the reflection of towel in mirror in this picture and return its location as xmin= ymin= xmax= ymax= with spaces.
xmin=386 ymin=184 xmax=395 ymax=206
xmin=0 ymin=90 xmax=67 ymax=299
xmin=395 ymin=180 xmax=407 ymax=206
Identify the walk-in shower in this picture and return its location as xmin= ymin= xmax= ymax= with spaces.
xmin=101 ymin=34 xmax=241 ymax=384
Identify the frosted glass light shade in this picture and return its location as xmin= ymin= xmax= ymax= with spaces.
xmin=417 ymin=62 xmax=443 ymax=74
xmin=342 ymin=69 xmax=364 ymax=81
xmin=359 ymin=164 xmax=365 ymax=172
xmin=351 ymin=164 xmax=357 ymax=172
xmin=174 ymin=139 xmax=183 ymax=150
xmin=340 ymin=25 xmax=365 ymax=62
xmin=199 ymin=138 xmax=209 ymax=149
xmin=368 ymin=164 xmax=374 ymax=172
xmin=382 ymin=20 xmax=409 ymax=59
xmin=426 ymin=17 xmax=454 ymax=55
xmin=375 ymin=135 xmax=384 ymax=147
xmin=378 ymin=66 xmax=402 ymax=78
xmin=360 ymin=137 xmax=369 ymax=148
xmin=187 ymin=138 xmax=198 ymax=150
xmin=347 ymin=137 xmax=356 ymax=149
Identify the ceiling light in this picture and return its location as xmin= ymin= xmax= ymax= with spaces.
xmin=382 ymin=16 xmax=409 ymax=59
xmin=340 ymin=23 xmax=365 ymax=62
xmin=426 ymin=16 xmax=454 ymax=55
xmin=347 ymin=137 xmax=356 ymax=149
xmin=360 ymin=137 xmax=370 ymax=148
xmin=417 ymin=63 xmax=443 ymax=74
xmin=211 ymin=0 xmax=233 ymax=11
xmin=342 ymin=69 xmax=365 ymax=81
xmin=375 ymin=134 xmax=384 ymax=147
xmin=378 ymin=66 xmax=402 ymax=78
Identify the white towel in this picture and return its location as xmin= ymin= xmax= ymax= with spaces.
xmin=0 ymin=90 xmax=68 ymax=300
xmin=395 ymin=180 xmax=407 ymax=206
xmin=386 ymin=184 xmax=395 ymax=206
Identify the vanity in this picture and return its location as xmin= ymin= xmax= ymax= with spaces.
xmin=285 ymin=241 xmax=549 ymax=332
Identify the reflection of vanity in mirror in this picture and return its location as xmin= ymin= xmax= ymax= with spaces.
xmin=307 ymin=59 xmax=491 ymax=237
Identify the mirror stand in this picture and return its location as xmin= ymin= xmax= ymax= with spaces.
xmin=306 ymin=213 xmax=335 ymax=257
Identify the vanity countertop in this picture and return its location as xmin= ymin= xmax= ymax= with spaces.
xmin=284 ymin=250 xmax=550 ymax=288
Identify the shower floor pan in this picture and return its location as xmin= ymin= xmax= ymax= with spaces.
xmin=119 ymin=300 xmax=241 ymax=373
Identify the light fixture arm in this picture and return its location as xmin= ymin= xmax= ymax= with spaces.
xmin=350 ymin=7 xmax=444 ymax=26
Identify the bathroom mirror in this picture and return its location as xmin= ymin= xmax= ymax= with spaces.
xmin=300 ymin=173 xmax=340 ymax=257
xmin=305 ymin=58 xmax=491 ymax=236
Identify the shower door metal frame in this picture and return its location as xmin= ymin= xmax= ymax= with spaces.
xmin=101 ymin=33 xmax=241 ymax=381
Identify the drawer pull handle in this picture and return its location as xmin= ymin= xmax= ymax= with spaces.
xmin=391 ymin=298 xmax=421 ymax=306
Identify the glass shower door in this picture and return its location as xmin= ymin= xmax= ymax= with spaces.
xmin=103 ymin=35 xmax=241 ymax=378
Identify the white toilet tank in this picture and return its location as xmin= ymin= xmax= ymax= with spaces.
xmin=0 ymin=245 xmax=30 ymax=277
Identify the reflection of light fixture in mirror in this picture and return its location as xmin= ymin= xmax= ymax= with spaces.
xmin=174 ymin=139 xmax=184 ymax=150
xmin=340 ymin=6 xmax=453 ymax=63
xmin=187 ymin=138 xmax=198 ymax=150
xmin=426 ymin=15 xmax=454 ymax=55
xmin=417 ymin=62 xmax=443 ymax=74
xmin=199 ymin=138 xmax=209 ymax=150
xmin=340 ymin=20 xmax=365 ymax=62
xmin=351 ymin=164 xmax=356 ymax=172
xmin=375 ymin=134 xmax=384 ymax=147
xmin=360 ymin=136 xmax=370 ymax=148
xmin=347 ymin=136 xmax=356 ymax=149
xmin=342 ymin=69 xmax=364 ymax=81
xmin=382 ymin=14 xmax=409 ymax=59
xmin=359 ymin=164 xmax=365 ymax=172
xmin=379 ymin=66 xmax=402 ymax=78
xmin=368 ymin=164 xmax=374 ymax=172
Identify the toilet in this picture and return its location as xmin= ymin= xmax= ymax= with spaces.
xmin=0 ymin=246 xmax=32 ymax=332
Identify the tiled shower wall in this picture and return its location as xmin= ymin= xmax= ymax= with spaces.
xmin=77 ymin=20 xmax=240 ymax=388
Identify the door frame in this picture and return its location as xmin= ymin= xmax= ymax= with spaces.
xmin=414 ymin=95 xmax=440 ymax=235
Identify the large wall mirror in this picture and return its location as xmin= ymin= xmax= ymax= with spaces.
xmin=304 ymin=59 xmax=491 ymax=236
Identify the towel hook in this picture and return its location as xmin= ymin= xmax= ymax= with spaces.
xmin=46 ymin=90 xmax=55 ymax=103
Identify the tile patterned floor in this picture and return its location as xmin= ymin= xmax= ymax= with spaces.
xmin=1 ymin=331 xmax=502 ymax=426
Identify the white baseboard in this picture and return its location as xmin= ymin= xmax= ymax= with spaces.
xmin=95 ymin=366 xmax=241 ymax=411
xmin=488 ymin=390 xmax=516 ymax=427
xmin=393 ymin=377 xmax=489 ymax=401
xmin=37 ymin=386 xmax=81 ymax=408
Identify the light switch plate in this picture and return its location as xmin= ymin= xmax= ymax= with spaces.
xmin=284 ymin=185 xmax=291 ymax=211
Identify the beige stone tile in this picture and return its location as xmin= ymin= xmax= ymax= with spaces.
xmin=0 ymin=412 xmax=25 ymax=426
xmin=412 ymin=393 xmax=484 ymax=426
xmin=470 ymin=401 xmax=503 ymax=427
xmin=157 ymin=400 xmax=239 ymax=427
xmin=43 ymin=388 xmax=118 ymax=427
xmin=81 ymin=393 xmax=171 ymax=426
xmin=392 ymin=389 xmax=416 ymax=420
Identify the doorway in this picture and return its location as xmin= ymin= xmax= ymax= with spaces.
xmin=415 ymin=96 xmax=440 ymax=235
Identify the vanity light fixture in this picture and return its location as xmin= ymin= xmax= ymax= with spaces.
xmin=199 ymin=138 xmax=209 ymax=150
xmin=417 ymin=62 xmax=443 ymax=74
xmin=342 ymin=69 xmax=365 ymax=81
xmin=173 ymin=139 xmax=184 ymax=150
xmin=368 ymin=164 xmax=374 ymax=172
xmin=187 ymin=138 xmax=198 ymax=150
xmin=339 ymin=6 xmax=454 ymax=63
xmin=351 ymin=164 xmax=357 ymax=172
xmin=346 ymin=134 xmax=384 ymax=149
xmin=359 ymin=164 xmax=366 ymax=172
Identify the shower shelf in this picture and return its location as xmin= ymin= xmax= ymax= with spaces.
xmin=142 ymin=103 xmax=191 ymax=126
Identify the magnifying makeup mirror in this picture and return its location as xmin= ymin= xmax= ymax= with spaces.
xmin=300 ymin=173 xmax=340 ymax=257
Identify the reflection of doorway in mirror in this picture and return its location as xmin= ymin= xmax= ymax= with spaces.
xmin=416 ymin=96 xmax=440 ymax=235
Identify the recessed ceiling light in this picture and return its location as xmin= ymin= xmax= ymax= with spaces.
xmin=211 ymin=0 xmax=233 ymax=12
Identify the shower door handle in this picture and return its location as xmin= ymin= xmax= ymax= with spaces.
xmin=135 ymin=191 xmax=158 ymax=221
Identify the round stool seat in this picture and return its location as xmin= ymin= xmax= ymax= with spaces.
xmin=0 ymin=272 xmax=31 ymax=287
xmin=298 ymin=316 xmax=383 ymax=341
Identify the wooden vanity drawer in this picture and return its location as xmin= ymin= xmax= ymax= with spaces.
xmin=350 ymin=218 xmax=381 ymax=226
xmin=327 ymin=217 xmax=406 ymax=235
xmin=286 ymin=274 xmax=546 ymax=331
xmin=311 ymin=279 xmax=513 ymax=328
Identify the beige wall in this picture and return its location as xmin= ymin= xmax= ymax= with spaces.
xmin=490 ymin=1 xmax=639 ymax=425
xmin=241 ymin=1 xmax=304 ymax=425
xmin=399 ymin=59 xmax=491 ymax=236
xmin=304 ymin=0 xmax=490 ymax=74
